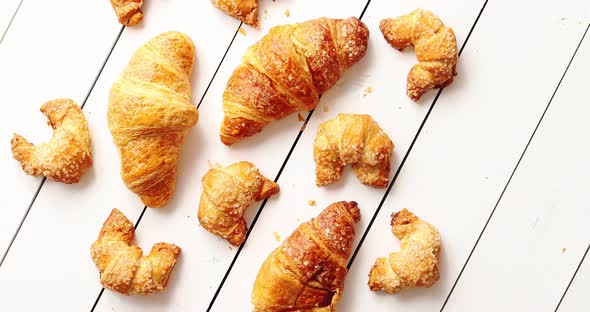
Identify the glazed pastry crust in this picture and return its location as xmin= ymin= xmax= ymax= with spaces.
xmin=368 ymin=209 xmax=441 ymax=294
xmin=252 ymin=201 xmax=360 ymax=311
xmin=90 ymin=209 xmax=181 ymax=295
xmin=110 ymin=0 xmax=144 ymax=26
xmin=220 ymin=17 xmax=369 ymax=145
xmin=314 ymin=114 xmax=394 ymax=188
xmin=211 ymin=0 xmax=259 ymax=26
xmin=198 ymin=161 xmax=279 ymax=246
xmin=11 ymin=98 xmax=92 ymax=184
xmin=380 ymin=9 xmax=458 ymax=101
xmin=108 ymin=31 xmax=199 ymax=208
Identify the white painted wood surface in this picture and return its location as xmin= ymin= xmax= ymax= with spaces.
xmin=0 ymin=0 xmax=588 ymax=311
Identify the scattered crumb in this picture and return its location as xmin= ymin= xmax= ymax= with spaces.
xmin=484 ymin=176 xmax=489 ymax=180
xmin=562 ymin=247 xmax=567 ymax=254
xmin=263 ymin=9 xmax=269 ymax=20
xmin=398 ymin=106 xmax=403 ymax=110
xmin=228 ymin=245 xmax=234 ymax=250
xmin=308 ymin=200 xmax=317 ymax=206
xmin=300 ymin=121 xmax=307 ymax=131
xmin=273 ymin=231 xmax=281 ymax=242
xmin=239 ymin=27 xmax=247 ymax=36
xmin=297 ymin=113 xmax=306 ymax=122
xmin=208 ymin=160 xmax=222 ymax=169
xmin=296 ymin=218 xmax=301 ymax=222
xmin=362 ymin=86 xmax=374 ymax=97
xmin=284 ymin=9 xmax=290 ymax=18
xmin=323 ymin=105 xmax=329 ymax=113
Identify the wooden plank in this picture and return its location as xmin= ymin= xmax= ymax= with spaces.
xmin=0 ymin=0 xmax=121 ymax=256
xmin=208 ymin=0 xmax=487 ymax=311
xmin=0 ymin=0 xmax=20 ymax=40
xmin=342 ymin=2 xmax=590 ymax=312
xmin=559 ymin=248 xmax=590 ymax=311
xmin=92 ymin=1 xmax=375 ymax=311
xmin=0 ymin=0 xmax=240 ymax=310
xmin=442 ymin=24 xmax=590 ymax=311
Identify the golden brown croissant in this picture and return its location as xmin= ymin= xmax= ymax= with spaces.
xmin=110 ymin=0 xmax=144 ymax=26
xmin=90 ymin=209 xmax=181 ymax=295
xmin=11 ymin=98 xmax=93 ymax=184
xmin=220 ymin=17 xmax=369 ymax=146
xmin=380 ymin=9 xmax=458 ymax=101
xmin=211 ymin=0 xmax=259 ymax=26
xmin=108 ymin=31 xmax=199 ymax=208
xmin=252 ymin=201 xmax=360 ymax=311
xmin=198 ymin=161 xmax=279 ymax=246
xmin=314 ymin=114 xmax=394 ymax=188
xmin=368 ymin=209 xmax=441 ymax=294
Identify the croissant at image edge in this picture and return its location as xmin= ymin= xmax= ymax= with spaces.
xmin=220 ymin=17 xmax=370 ymax=145
xmin=108 ymin=31 xmax=199 ymax=208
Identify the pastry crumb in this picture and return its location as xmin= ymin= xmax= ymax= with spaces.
xmin=398 ymin=106 xmax=403 ymax=110
xmin=239 ymin=27 xmax=247 ymax=36
xmin=273 ymin=231 xmax=281 ymax=242
xmin=308 ymin=200 xmax=317 ymax=206
xmin=562 ymin=247 xmax=567 ymax=254
xmin=323 ymin=106 xmax=329 ymax=113
xmin=284 ymin=9 xmax=290 ymax=18
xmin=362 ymin=86 xmax=374 ymax=97
xmin=297 ymin=113 xmax=306 ymax=122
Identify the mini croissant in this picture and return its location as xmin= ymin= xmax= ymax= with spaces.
xmin=108 ymin=31 xmax=199 ymax=208
xmin=211 ymin=0 xmax=259 ymax=26
xmin=91 ymin=209 xmax=181 ymax=295
xmin=380 ymin=9 xmax=458 ymax=101
xmin=110 ymin=0 xmax=144 ymax=26
xmin=314 ymin=114 xmax=394 ymax=188
xmin=252 ymin=201 xmax=360 ymax=311
xmin=198 ymin=161 xmax=279 ymax=246
xmin=220 ymin=17 xmax=369 ymax=145
xmin=11 ymin=98 xmax=92 ymax=184
xmin=368 ymin=209 xmax=441 ymax=294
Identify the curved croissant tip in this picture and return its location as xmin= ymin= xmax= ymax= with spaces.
xmin=391 ymin=208 xmax=413 ymax=226
xmin=344 ymin=201 xmax=360 ymax=223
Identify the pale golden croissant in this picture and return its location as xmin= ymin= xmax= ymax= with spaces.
xmin=108 ymin=31 xmax=199 ymax=208
xmin=368 ymin=209 xmax=441 ymax=294
xmin=380 ymin=9 xmax=458 ymax=101
xmin=11 ymin=98 xmax=93 ymax=184
xmin=110 ymin=0 xmax=144 ymax=26
xmin=220 ymin=17 xmax=369 ymax=145
xmin=314 ymin=113 xmax=394 ymax=188
xmin=211 ymin=0 xmax=259 ymax=27
xmin=252 ymin=201 xmax=360 ymax=311
xmin=198 ymin=161 xmax=279 ymax=246
xmin=91 ymin=208 xmax=181 ymax=295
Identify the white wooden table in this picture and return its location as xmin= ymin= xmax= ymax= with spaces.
xmin=0 ymin=0 xmax=589 ymax=311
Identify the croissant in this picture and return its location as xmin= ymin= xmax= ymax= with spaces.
xmin=220 ymin=17 xmax=369 ymax=145
xmin=368 ymin=209 xmax=441 ymax=294
xmin=252 ymin=201 xmax=360 ymax=311
xmin=110 ymin=0 xmax=144 ymax=26
xmin=11 ymin=98 xmax=92 ymax=184
xmin=198 ymin=161 xmax=279 ymax=246
xmin=108 ymin=31 xmax=199 ymax=208
xmin=90 ymin=209 xmax=181 ymax=295
xmin=314 ymin=114 xmax=394 ymax=188
xmin=380 ymin=9 xmax=458 ymax=101
xmin=211 ymin=0 xmax=259 ymax=27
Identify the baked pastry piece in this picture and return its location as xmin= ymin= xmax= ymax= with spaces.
xmin=314 ymin=113 xmax=394 ymax=188
xmin=11 ymin=98 xmax=92 ymax=183
xmin=211 ymin=0 xmax=259 ymax=26
xmin=368 ymin=209 xmax=441 ymax=294
xmin=252 ymin=201 xmax=360 ymax=311
xmin=198 ymin=161 xmax=279 ymax=246
xmin=380 ymin=9 xmax=458 ymax=101
xmin=220 ymin=17 xmax=369 ymax=145
xmin=90 ymin=208 xmax=181 ymax=295
xmin=108 ymin=31 xmax=199 ymax=208
xmin=110 ymin=0 xmax=144 ymax=26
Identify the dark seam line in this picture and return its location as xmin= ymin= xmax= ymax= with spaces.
xmin=555 ymin=242 xmax=590 ymax=311
xmin=0 ymin=0 xmax=24 ymax=47
xmin=90 ymin=21 xmax=244 ymax=312
xmin=206 ymin=2 xmax=373 ymax=310
xmin=347 ymin=0 xmax=489 ymax=270
xmin=0 ymin=25 xmax=126 ymax=269
xmin=440 ymin=22 xmax=589 ymax=311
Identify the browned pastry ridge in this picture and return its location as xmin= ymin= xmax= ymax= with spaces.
xmin=380 ymin=9 xmax=458 ymax=101
xmin=252 ymin=201 xmax=360 ymax=311
xmin=11 ymin=98 xmax=92 ymax=184
xmin=211 ymin=0 xmax=259 ymax=26
xmin=368 ymin=209 xmax=441 ymax=294
xmin=198 ymin=161 xmax=279 ymax=246
xmin=220 ymin=17 xmax=369 ymax=145
xmin=110 ymin=0 xmax=144 ymax=26
xmin=108 ymin=31 xmax=199 ymax=208
xmin=314 ymin=114 xmax=394 ymax=188
xmin=90 ymin=209 xmax=181 ymax=295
